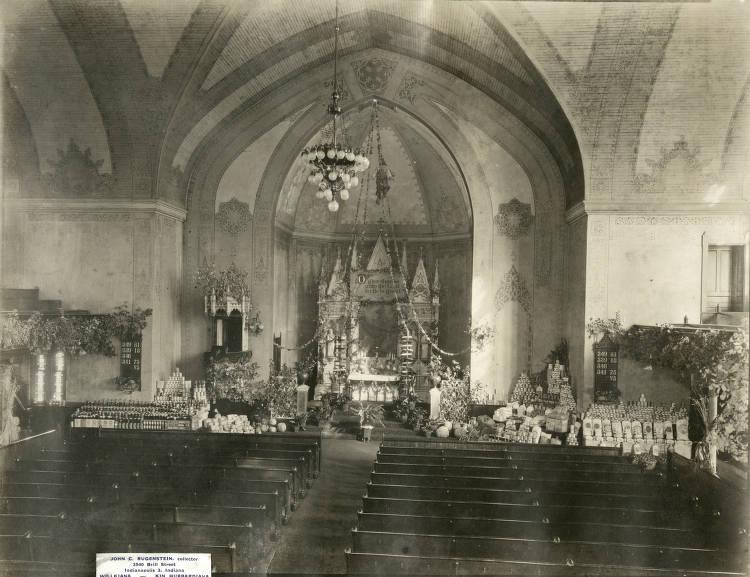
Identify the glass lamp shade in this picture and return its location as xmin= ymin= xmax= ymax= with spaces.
xmin=350 ymin=176 xmax=359 ymax=187
xmin=328 ymin=199 xmax=340 ymax=212
xmin=340 ymin=189 xmax=350 ymax=201
xmin=326 ymin=148 xmax=336 ymax=159
xmin=315 ymin=189 xmax=326 ymax=199
xmin=316 ymin=150 xmax=325 ymax=160
xmin=324 ymin=189 xmax=334 ymax=202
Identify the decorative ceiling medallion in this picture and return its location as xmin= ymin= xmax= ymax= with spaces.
xmin=495 ymin=198 xmax=533 ymax=239
xmin=216 ymin=197 xmax=253 ymax=234
xmin=351 ymin=58 xmax=396 ymax=93
xmin=495 ymin=265 xmax=531 ymax=314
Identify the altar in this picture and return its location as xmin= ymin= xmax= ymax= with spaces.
xmin=316 ymin=233 xmax=440 ymax=401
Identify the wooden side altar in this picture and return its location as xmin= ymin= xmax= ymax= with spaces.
xmin=316 ymin=233 xmax=440 ymax=401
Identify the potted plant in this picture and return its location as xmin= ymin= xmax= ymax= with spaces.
xmin=351 ymin=401 xmax=384 ymax=442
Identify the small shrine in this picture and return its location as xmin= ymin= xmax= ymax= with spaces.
xmin=204 ymin=291 xmax=253 ymax=353
xmin=316 ymin=232 xmax=440 ymax=401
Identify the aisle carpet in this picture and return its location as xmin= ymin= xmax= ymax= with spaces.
xmin=267 ymin=438 xmax=380 ymax=575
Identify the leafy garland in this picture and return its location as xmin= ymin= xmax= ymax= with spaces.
xmin=255 ymin=364 xmax=299 ymax=417
xmin=206 ymin=357 xmax=299 ymax=418
xmin=195 ymin=262 xmax=249 ymax=303
xmin=0 ymin=306 xmax=152 ymax=356
xmin=206 ymin=353 xmax=260 ymax=403
xmin=587 ymin=315 xmax=749 ymax=464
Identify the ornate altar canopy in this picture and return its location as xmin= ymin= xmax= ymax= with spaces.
xmin=316 ymin=233 xmax=440 ymax=401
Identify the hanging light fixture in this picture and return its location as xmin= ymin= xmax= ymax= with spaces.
xmin=301 ymin=0 xmax=369 ymax=213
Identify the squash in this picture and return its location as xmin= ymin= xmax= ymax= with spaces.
xmin=277 ymin=422 xmax=287 ymax=433
xmin=436 ymin=425 xmax=450 ymax=438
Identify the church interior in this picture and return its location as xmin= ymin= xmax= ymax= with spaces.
xmin=0 ymin=0 xmax=749 ymax=575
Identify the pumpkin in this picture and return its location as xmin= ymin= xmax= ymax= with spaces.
xmin=277 ymin=422 xmax=287 ymax=432
xmin=269 ymin=426 xmax=277 ymax=433
xmin=269 ymin=418 xmax=278 ymax=426
xmin=436 ymin=425 xmax=450 ymax=438
xmin=260 ymin=424 xmax=269 ymax=433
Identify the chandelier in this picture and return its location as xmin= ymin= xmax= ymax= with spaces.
xmin=301 ymin=0 xmax=369 ymax=213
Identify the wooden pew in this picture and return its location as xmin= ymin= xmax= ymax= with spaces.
xmin=38 ymin=447 xmax=315 ymax=485
xmin=380 ymin=438 xmax=622 ymax=458
xmin=350 ymin=529 xmax=744 ymax=572
xmin=345 ymin=549 xmax=748 ymax=577
xmin=371 ymin=463 xmax=667 ymax=498
xmin=379 ymin=443 xmax=626 ymax=462
xmin=0 ymin=493 xmax=272 ymax=540
xmin=0 ymin=514 xmax=66 ymax=536
xmin=365 ymin=482 xmax=674 ymax=512
xmin=12 ymin=458 xmax=303 ymax=501
xmin=0 ymin=533 xmax=243 ymax=573
xmin=360 ymin=496 xmax=690 ymax=528
xmin=0 ymin=559 xmax=91 ymax=577
xmin=2 ymin=469 xmax=293 ymax=519
xmin=74 ymin=518 xmax=262 ymax=568
xmin=375 ymin=452 xmax=653 ymax=475
xmin=65 ymin=430 xmax=323 ymax=476
xmin=355 ymin=511 xmax=715 ymax=550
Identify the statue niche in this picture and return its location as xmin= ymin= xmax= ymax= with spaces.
xmin=316 ymin=233 xmax=440 ymax=402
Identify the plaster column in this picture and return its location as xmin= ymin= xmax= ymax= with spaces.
xmin=582 ymin=214 xmax=610 ymax=410
xmin=251 ymin=204 xmax=274 ymax=378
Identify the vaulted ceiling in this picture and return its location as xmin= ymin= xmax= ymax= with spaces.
xmin=2 ymin=0 xmax=749 ymax=208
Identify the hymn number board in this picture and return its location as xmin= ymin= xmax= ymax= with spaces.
xmin=594 ymin=334 xmax=619 ymax=403
xmin=120 ymin=337 xmax=142 ymax=384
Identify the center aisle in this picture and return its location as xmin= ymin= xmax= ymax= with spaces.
xmin=267 ymin=438 xmax=379 ymax=575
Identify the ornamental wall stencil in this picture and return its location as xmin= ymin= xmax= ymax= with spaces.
xmin=43 ymin=138 xmax=114 ymax=197
xmin=495 ymin=198 xmax=533 ymax=239
xmin=216 ymin=197 xmax=253 ymax=235
xmin=397 ymin=74 xmax=425 ymax=105
xmin=351 ymin=58 xmax=396 ymax=93
xmin=495 ymin=265 xmax=532 ymax=314
xmin=635 ymin=136 xmax=716 ymax=194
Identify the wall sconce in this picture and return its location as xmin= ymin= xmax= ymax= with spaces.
xmin=248 ymin=312 xmax=264 ymax=335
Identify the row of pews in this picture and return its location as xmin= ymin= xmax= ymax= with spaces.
xmin=0 ymin=428 xmax=322 ymax=576
xmin=346 ymin=438 xmax=748 ymax=576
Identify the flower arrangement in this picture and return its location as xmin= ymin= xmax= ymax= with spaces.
xmin=351 ymin=401 xmax=384 ymax=427
xmin=195 ymin=262 xmax=249 ymax=304
xmin=206 ymin=352 xmax=260 ymax=402
xmin=468 ymin=323 xmax=496 ymax=352
xmin=0 ymin=306 xmax=152 ymax=356
xmin=586 ymin=312 xmax=624 ymax=341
